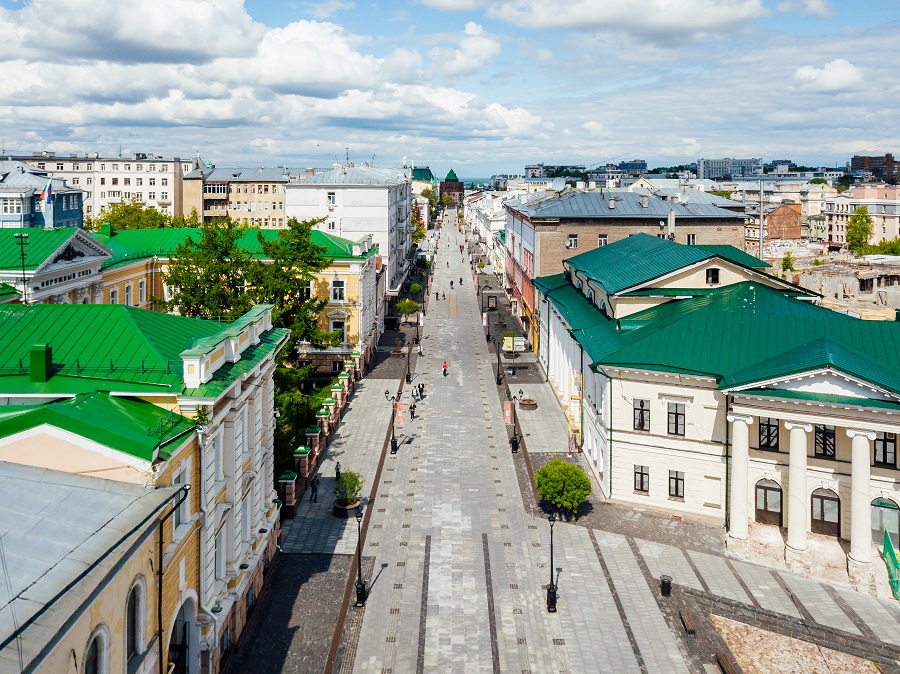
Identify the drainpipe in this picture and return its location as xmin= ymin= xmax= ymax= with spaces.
xmin=158 ymin=485 xmax=191 ymax=674
xmin=195 ymin=425 xmax=218 ymax=672
xmin=724 ymin=394 xmax=731 ymax=530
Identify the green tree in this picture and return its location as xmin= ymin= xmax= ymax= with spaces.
xmin=159 ymin=217 xmax=256 ymax=320
xmin=846 ymin=205 xmax=874 ymax=254
xmin=170 ymin=208 xmax=203 ymax=228
xmin=84 ymin=198 xmax=171 ymax=231
xmin=535 ymin=458 xmax=591 ymax=516
xmin=334 ymin=470 xmax=365 ymax=505
xmin=835 ymin=173 xmax=854 ymax=193
xmin=420 ymin=188 xmax=437 ymax=210
xmin=249 ymin=217 xmax=341 ymax=356
xmin=441 ymin=193 xmax=451 ymax=207
xmin=395 ymin=299 xmax=419 ymax=318
xmin=781 ymin=251 xmax=795 ymax=273
xmin=709 ymin=189 xmax=733 ymax=200
xmin=808 ymin=177 xmax=828 ymax=185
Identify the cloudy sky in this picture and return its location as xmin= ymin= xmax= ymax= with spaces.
xmin=1 ymin=0 xmax=897 ymax=178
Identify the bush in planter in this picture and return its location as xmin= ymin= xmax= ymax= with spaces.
xmin=499 ymin=330 xmax=517 ymax=347
xmin=396 ymin=299 xmax=420 ymax=318
xmin=334 ymin=470 xmax=365 ymax=505
xmin=409 ymin=283 xmax=423 ymax=295
xmin=535 ymin=458 xmax=591 ymax=516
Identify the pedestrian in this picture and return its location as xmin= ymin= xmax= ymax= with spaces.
xmin=450 ymin=280 xmax=454 ymax=289
xmin=411 ymin=386 xmax=418 ymax=401
xmin=418 ymin=382 xmax=424 ymax=398
xmin=442 ymin=292 xmax=445 ymax=299
xmin=309 ymin=476 xmax=320 ymax=502
xmin=335 ymin=462 xmax=342 ymax=482
xmin=410 ymin=402 xmax=417 ymax=419
xmin=442 ymin=361 xmax=448 ymax=377
xmin=435 ymin=291 xmax=439 ymax=301
xmin=459 ymin=277 xmax=463 ymax=286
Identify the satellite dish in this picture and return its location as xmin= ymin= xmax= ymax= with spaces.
xmin=551 ymin=177 xmax=566 ymax=192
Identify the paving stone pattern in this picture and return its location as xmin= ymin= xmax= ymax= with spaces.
xmin=515 ymin=383 xmax=570 ymax=454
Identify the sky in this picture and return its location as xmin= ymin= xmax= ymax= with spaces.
xmin=1 ymin=0 xmax=898 ymax=179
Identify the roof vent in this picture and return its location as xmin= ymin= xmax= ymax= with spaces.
xmin=640 ymin=194 xmax=649 ymax=208
xmin=30 ymin=344 xmax=52 ymax=383
xmin=608 ymin=198 xmax=616 ymax=209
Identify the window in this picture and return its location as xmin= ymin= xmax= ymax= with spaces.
xmin=56 ymin=162 xmax=64 ymax=170
xmin=667 ymin=402 xmax=685 ymax=436
xmin=597 ymin=234 xmax=608 ymax=247
xmin=330 ymin=320 xmax=346 ymax=343
xmin=87 ymin=177 xmax=92 ymax=186
xmin=332 ymin=360 xmax=343 ymax=373
xmin=162 ymin=178 xmax=168 ymax=186
xmin=669 ymin=471 xmax=685 ymax=499
xmin=126 ymin=585 xmax=140 ymax=663
xmin=814 ymin=424 xmax=836 ymax=459
xmin=331 ymin=279 xmax=345 ymax=301
xmin=148 ymin=192 xmax=155 ymax=200
xmin=100 ymin=177 xmax=106 ymax=185
xmin=161 ymin=192 xmax=168 ymax=200
xmin=300 ymin=281 xmax=312 ymax=301
xmin=112 ymin=164 xmax=119 ymax=171
xmin=149 ymin=177 xmax=156 ymax=186
xmin=566 ymin=233 xmax=578 ymax=249
xmin=634 ymin=465 xmax=649 ymax=493
xmin=875 ymin=432 xmax=896 ymax=467
xmin=705 ymin=268 xmax=720 ymax=284
xmin=327 ymin=191 xmax=336 ymax=205
xmin=686 ymin=234 xmax=697 ymax=245
xmin=327 ymin=219 xmax=336 ymax=230
xmin=85 ymin=637 xmax=100 ymax=674
xmin=110 ymin=289 xmax=118 ymax=304
xmin=138 ymin=280 xmax=145 ymax=304
xmin=172 ymin=472 xmax=183 ymax=529
xmin=215 ymin=528 xmax=227 ymax=580
xmin=759 ymin=417 xmax=779 ymax=450
xmin=125 ymin=285 xmax=132 ymax=306
xmin=633 ymin=399 xmax=650 ymax=431
xmin=111 ymin=178 xmax=118 ymax=186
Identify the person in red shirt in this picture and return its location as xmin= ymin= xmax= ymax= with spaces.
xmin=442 ymin=361 xmax=448 ymax=377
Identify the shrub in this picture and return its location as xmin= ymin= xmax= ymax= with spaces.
xmin=535 ymin=458 xmax=591 ymax=515
xmin=477 ymin=261 xmax=486 ymax=270
xmin=409 ymin=283 xmax=423 ymax=295
xmin=334 ymin=470 xmax=364 ymax=505
xmin=396 ymin=299 xmax=420 ymax=316
xmin=499 ymin=330 xmax=516 ymax=341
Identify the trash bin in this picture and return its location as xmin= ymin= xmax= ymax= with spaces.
xmin=660 ymin=575 xmax=672 ymax=597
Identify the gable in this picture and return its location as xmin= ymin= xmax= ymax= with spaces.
xmin=744 ymin=370 xmax=898 ymax=402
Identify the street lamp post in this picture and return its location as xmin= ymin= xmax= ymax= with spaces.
xmin=507 ymin=389 xmax=523 ymax=453
xmin=495 ymin=334 xmax=503 ymax=386
xmin=355 ymin=508 xmax=367 ymax=606
xmin=384 ymin=390 xmax=399 ymax=454
xmin=547 ymin=513 xmax=558 ymax=612
xmin=405 ymin=343 xmax=412 ymax=384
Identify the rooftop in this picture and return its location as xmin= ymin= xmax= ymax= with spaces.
xmin=183 ymin=166 xmax=297 ymax=182
xmin=0 ymin=228 xmax=83 ymax=271
xmin=0 ymin=161 xmax=80 ymax=195
xmin=507 ymin=190 xmax=746 ymax=221
xmin=291 ymin=166 xmax=409 ymax=186
xmin=0 ymin=461 xmax=177 ymax=672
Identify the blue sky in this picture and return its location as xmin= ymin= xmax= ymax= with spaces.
xmin=0 ymin=1 xmax=898 ymax=178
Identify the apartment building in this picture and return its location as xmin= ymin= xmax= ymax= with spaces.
xmin=9 ymin=151 xmax=200 ymax=219
xmin=0 ymin=160 xmax=83 ymax=229
xmin=182 ymin=166 xmax=297 ymax=226
xmin=824 ymin=185 xmax=900 ymax=247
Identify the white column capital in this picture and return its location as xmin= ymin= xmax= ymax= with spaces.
xmin=727 ymin=413 xmax=753 ymax=425
xmin=784 ymin=422 xmax=812 ymax=433
xmin=846 ymin=429 xmax=876 ymax=441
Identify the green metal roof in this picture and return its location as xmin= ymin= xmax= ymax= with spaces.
xmin=0 ymin=304 xmax=287 ymax=398
xmin=445 ymin=168 xmax=459 ymax=182
xmin=0 ymin=228 xmax=80 ymax=271
xmin=564 ymin=233 xmax=771 ymax=295
xmin=0 ymin=391 xmax=195 ymax=462
xmin=0 ymin=283 xmax=19 ymax=302
xmin=92 ymin=227 xmax=375 ymax=270
xmin=412 ymin=167 xmax=435 ymax=182
xmin=694 ymin=245 xmax=770 ymax=269
xmin=735 ymin=389 xmax=900 ymax=412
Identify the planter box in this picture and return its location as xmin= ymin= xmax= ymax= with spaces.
xmin=333 ymin=500 xmax=361 ymax=518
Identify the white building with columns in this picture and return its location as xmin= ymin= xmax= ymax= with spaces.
xmin=534 ymin=233 xmax=900 ymax=592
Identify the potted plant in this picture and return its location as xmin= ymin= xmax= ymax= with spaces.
xmin=391 ymin=337 xmax=404 ymax=354
xmin=496 ymin=311 xmax=507 ymax=327
xmin=333 ymin=470 xmax=365 ymax=518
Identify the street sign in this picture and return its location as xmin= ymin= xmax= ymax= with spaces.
xmin=488 ymin=295 xmax=497 ymax=309
xmin=513 ymin=337 xmax=526 ymax=352
xmin=503 ymin=336 xmax=514 ymax=352
xmin=504 ymin=401 xmax=512 ymax=425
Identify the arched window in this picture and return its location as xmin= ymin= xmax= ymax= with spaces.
xmin=85 ymin=638 xmax=99 ymax=674
xmin=125 ymin=577 xmax=146 ymax=666
xmin=872 ymin=498 xmax=900 ymax=548
xmin=811 ymin=488 xmax=841 ymax=537
xmin=83 ymin=625 xmax=109 ymax=674
xmin=755 ymin=479 xmax=783 ymax=526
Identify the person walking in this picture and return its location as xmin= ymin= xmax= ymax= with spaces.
xmin=410 ymin=402 xmax=417 ymax=419
xmin=442 ymin=361 xmax=448 ymax=377
xmin=335 ymin=462 xmax=342 ymax=482
xmin=309 ymin=476 xmax=320 ymax=503
xmin=435 ymin=291 xmax=439 ymax=301
xmin=418 ymin=382 xmax=425 ymax=398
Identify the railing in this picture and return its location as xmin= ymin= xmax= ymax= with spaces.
xmin=0 ymin=356 xmax=177 ymax=378
xmin=102 ymin=248 xmax=179 ymax=268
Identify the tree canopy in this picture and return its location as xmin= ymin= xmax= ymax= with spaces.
xmin=420 ymin=188 xmax=437 ymax=210
xmin=534 ymin=458 xmax=591 ymax=515
xmin=84 ymin=199 xmax=201 ymax=231
xmin=846 ymin=205 xmax=874 ymax=255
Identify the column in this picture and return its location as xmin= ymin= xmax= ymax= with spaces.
xmin=727 ymin=414 xmax=753 ymax=540
xmin=785 ymin=422 xmax=812 ymax=552
xmin=847 ymin=429 xmax=876 ymax=564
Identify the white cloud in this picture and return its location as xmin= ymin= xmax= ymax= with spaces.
xmin=487 ymin=0 xmax=766 ymax=44
xmin=794 ymin=59 xmax=863 ymax=92
xmin=777 ymin=0 xmax=833 ymax=17
xmin=582 ymin=121 xmax=611 ymax=138
xmin=303 ymin=0 xmax=356 ymax=19
xmin=419 ymin=0 xmax=493 ymax=9
xmin=429 ymin=22 xmax=502 ymax=76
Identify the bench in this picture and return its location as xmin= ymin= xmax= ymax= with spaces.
xmin=679 ymin=609 xmax=696 ymax=636
xmin=715 ymin=652 xmax=738 ymax=674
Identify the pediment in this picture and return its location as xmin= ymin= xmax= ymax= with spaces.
xmin=735 ymin=369 xmax=898 ymax=403
xmin=33 ymin=231 xmax=113 ymax=274
xmin=327 ymin=309 xmax=349 ymax=319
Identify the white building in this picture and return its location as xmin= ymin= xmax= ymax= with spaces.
xmin=285 ymin=166 xmax=413 ymax=293
xmin=823 ymin=184 xmax=900 ymax=247
xmin=9 ymin=150 xmax=202 ymax=219
xmin=535 ymin=233 xmax=900 ymax=592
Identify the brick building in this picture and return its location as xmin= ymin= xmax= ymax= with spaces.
xmin=439 ymin=168 xmax=465 ymax=208
xmin=503 ymin=189 xmax=747 ymax=349
xmin=851 ymin=154 xmax=897 ymax=183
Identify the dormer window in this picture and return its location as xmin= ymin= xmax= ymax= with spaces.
xmin=706 ymin=268 xmax=720 ymax=285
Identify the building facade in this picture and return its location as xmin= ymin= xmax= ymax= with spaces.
xmin=9 ymin=151 xmax=200 ymax=219
xmin=823 ymin=185 xmax=900 ymax=247
xmin=284 ymin=165 xmax=412 ymax=294
xmin=534 ymin=234 xmax=900 ymax=593
xmin=1 ymin=160 xmax=83 ymax=229
xmin=182 ymin=166 xmax=296 ymax=226
xmin=439 ymin=168 xmax=465 ymax=208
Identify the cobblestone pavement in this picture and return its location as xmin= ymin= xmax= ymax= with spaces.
xmin=348 ymin=225 xmax=695 ymax=674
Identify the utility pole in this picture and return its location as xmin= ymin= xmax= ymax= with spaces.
xmin=13 ymin=233 xmax=28 ymax=304
xmin=759 ymin=181 xmax=765 ymax=258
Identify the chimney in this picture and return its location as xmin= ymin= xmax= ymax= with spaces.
xmin=100 ymin=222 xmax=114 ymax=238
xmin=640 ymin=194 xmax=649 ymax=208
xmin=306 ymin=168 xmax=315 ymax=178
xmin=30 ymin=344 xmax=52 ymax=383
xmin=608 ymin=197 xmax=616 ymax=209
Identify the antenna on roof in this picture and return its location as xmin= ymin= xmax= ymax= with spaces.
xmin=346 ymin=147 xmax=349 ymax=165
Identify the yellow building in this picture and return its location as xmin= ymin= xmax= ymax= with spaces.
xmin=0 ymin=303 xmax=289 ymax=674
xmin=92 ymin=225 xmax=381 ymax=371
xmin=182 ymin=166 xmax=296 ymax=227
